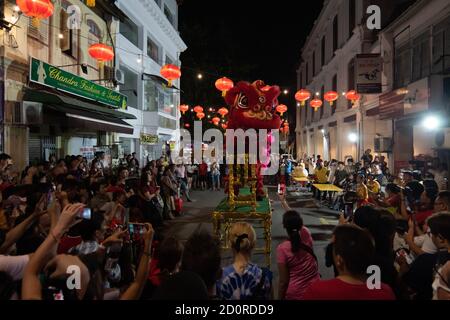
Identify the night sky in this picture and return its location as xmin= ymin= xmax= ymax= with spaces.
xmin=178 ymin=0 xmax=324 ymax=116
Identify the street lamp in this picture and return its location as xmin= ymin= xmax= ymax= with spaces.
xmin=283 ymin=89 xmax=289 ymax=95
xmin=422 ymin=115 xmax=441 ymax=131
xmin=348 ymin=133 xmax=358 ymax=143
xmin=197 ymin=73 xmax=203 ymax=79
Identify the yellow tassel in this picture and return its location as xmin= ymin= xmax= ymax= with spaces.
xmin=222 ymin=91 xmax=226 ymax=97
xmin=301 ymin=101 xmax=305 ymax=107
xmin=97 ymin=60 xmax=104 ymax=70
xmin=87 ymin=0 xmax=95 ymax=7
xmin=168 ymin=80 xmax=173 ymax=87
xmin=32 ymin=18 xmax=40 ymax=28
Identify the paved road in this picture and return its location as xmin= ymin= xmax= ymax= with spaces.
xmin=161 ymin=186 xmax=339 ymax=299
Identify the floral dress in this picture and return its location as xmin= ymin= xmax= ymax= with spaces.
xmin=217 ymin=263 xmax=272 ymax=300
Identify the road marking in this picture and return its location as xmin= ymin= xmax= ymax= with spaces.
xmin=320 ymin=218 xmax=330 ymax=225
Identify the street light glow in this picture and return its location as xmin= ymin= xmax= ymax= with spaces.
xmin=321 ymin=129 xmax=325 ymax=134
xmin=348 ymin=133 xmax=358 ymax=143
xmin=283 ymin=89 xmax=289 ymax=95
xmin=197 ymin=73 xmax=203 ymax=79
xmin=422 ymin=115 xmax=441 ymax=131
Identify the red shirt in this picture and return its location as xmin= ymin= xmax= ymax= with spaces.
xmin=303 ymin=278 xmax=396 ymax=300
xmin=57 ymin=236 xmax=82 ymax=254
xmin=199 ymin=163 xmax=208 ymax=176
xmin=415 ymin=210 xmax=434 ymax=225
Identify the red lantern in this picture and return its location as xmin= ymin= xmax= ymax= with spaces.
xmin=193 ymin=106 xmax=204 ymax=114
xmin=88 ymin=43 xmax=114 ymax=68
xmin=185 ymin=123 xmax=190 ymax=128
xmin=276 ymin=104 xmax=288 ymax=116
xmin=160 ymin=64 xmax=181 ymax=87
xmin=212 ymin=117 xmax=221 ymax=126
xmin=86 ymin=0 xmax=96 ymax=7
xmin=324 ymin=91 xmax=339 ymax=106
xmin=17 ymin=0 xmax=54 ymax=27
xmin=310 ymin=98 xmax=323 ymax=112
xmin=345 ymin=90 xmax=360 ymax=106
xmin=295 ymin=89 xmax=311 ymax=107
xmin=179 ymin=104 xmax=189 ymax=115
xmin=221 ymin=123 xmax=228 ymax=130
xmin=197 ymin=112 xmax=205 ymax=120
xmin=218 ymin=107 xmax=229 ymax=118
xmin=215 ymin=77 xmax=234 ymax=97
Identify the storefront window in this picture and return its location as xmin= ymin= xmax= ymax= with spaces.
xmin=144 ymin=80 xmax=158 ymax=111
xmin=394 ymin=44 xmax=411 ymax=89
xmin=159 ymin=117 xmax=177 ymax=130
xmin=432 ymin=16 xmax=450 ymax=74
xmin=120 ymin=65 xmax=139 ymax=109
xmin=412 ymin=32 xmax=430 ymax=82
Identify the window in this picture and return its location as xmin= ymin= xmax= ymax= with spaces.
xmin=144 ymin=80 xmax=158 ymax=112
xmin=394 ymin=44 xmax=411 ymax=88
xmin=87 ymin=20 xmax=101 ymax=68
xmin=348 ymin=59 xmax=355 ymax=109
xmin=332 ymin=74 xmax=337 ymax=115
xmin=432 ymin=17 xmax=450 ymax=74
xmin=412 ymin=32 xmax=430 ymax=81
xmin=144 ymin=79 xmax=176 ymax=117
xmin=147 ymin=37 xmax=159 ymax=63
xmin=120 ymin=65 xmax=139 ymax=109
xmin=349 ymin=0 xmax=356 ymax=39
xmin=313 ymin=51 xmax=316 ymax=76
xmin=333 ymin=15 xmax=338 ymax=53
xmin=59 ymin=9 xmax=77 ymax=58
xmin=164 ymin=5 xmax=174 ymax=26
xmin=166 ymin=55 xmax=174 ymax=65
xmin=321 ymin=36 xmax=326 ymax=67
xmin=159 ymin=117 xmax=177 ymax=130
xmin=120 ymin=18 xmax=140 ymax=49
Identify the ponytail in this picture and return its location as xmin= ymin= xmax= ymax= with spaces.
xmin=288 ymin=228 xmax=302 ymax=253
xmin=283 ymin=210 xmax=304 ymax=254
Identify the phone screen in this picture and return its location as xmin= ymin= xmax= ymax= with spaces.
xmin=81 ymin=208 xmax=91 ymax=220
xmin=129 ymin=223 xmax=145 ymax=241
xmin=344 ymin=203 xmax=353 ymax=220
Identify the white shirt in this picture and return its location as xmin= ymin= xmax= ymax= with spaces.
xmin=0 ymin=254 xmax=29 ymax=281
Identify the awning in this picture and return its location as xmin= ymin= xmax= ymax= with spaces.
xmin=23 ymin=89 xmax=136 ymax=134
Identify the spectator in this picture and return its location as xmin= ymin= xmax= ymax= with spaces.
xmin=356 ymin=174 xmax=369 ymax=208
xmin=211 ymin=162 xmax=221 ymax=191
xmin=217 ymin=222 xmax=272 ymax=300
xmin=198 ymin=160 xmax=208 ymax=191
xmin=277 ymin=210 xmax=319 ymax=300
xmin=303 ymin=225 xmax=396 ymax=300
xmin=182 ymin=231 xmax=222 ymax=299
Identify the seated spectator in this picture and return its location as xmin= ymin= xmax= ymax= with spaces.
xmin=181 ymin=231 xmax=222 ymax=299
xmin=367 ymin=174 xmax=381 ymax=202
xmin=277 ymin=210 xmax=319 ymax=300
xmin=356 ymin=174 xmax=369 ymax=208
xmin=398 ymin=212 xmax=450 ymax=300
xmin=217 ymin=222 xmax=272 ymax=300
xmin=303 ymin=224 xmax=396 ymax=300
xmin=375 ymin=183 xmax=401 ymax=216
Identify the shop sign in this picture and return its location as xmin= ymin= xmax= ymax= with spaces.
xmin=379 ymin=89 xmax=406 ymax=120
xmin=141 ymin=133 xmax=159 ymax=145
xmin=356 ymin=54 xmax=382 ymax=94
xmin=170 ymin=141 xmax=176 ymax=151
xmin=29 ymin=58 xmax=127 ymax=109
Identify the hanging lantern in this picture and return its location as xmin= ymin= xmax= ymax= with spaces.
xmin=17 ymin=0 xmax=54 ymax=27
xmin=215 ymin=77 xmax=234 ymax=97
xmin=185 ymin=123 xmax=190 ymax=128
xmin=310 ymin=98 xmax=323 ymax=112
xmin=197 ymin=112 xmax=205 ymax=120
xmin=295 ymin=89 xmax=311 ymax=107
xmin=193 ymin=106 xmax=204 ymax=114
xmin=179 ymin=104 xmax=189 ymax=115
xmin=218 ymin=107 xmax=229 ymax=118
xmin=88 ymin=43 xmax=114 ymax=68
xmin=324 ymin=91 xmax=339 ymax=106
xmin=276 ymin=104 xmax=288 ymax=116
xmin=345 ymin=90 xmax=361 ymax=106
xmin=160 ymin=64 xmax=181 ymax=87
xmin=86 ymin=0 xmax=96 ymax=7
xmin=222 ymin=123 xmax=228 ymax=130
xmin=212 ymin=117 xmax=221 ymax=126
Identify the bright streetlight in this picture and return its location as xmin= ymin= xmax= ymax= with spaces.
xmin=348 ymin=133 xmax=358 ymax=143
xmin=422 ymin=115 xmax=441 ymax=131
xmin=197 ymin=73 xmax=203 ymax=79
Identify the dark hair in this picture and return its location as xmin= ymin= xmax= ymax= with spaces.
xmin=438 ymin=191 xmax=450 ymax=210
xmin=333 ymin=225 xmax=375 ymax=276
xmin=158 ymin=237 xmax=183 ymax=275
xmin=72 ymin=211 xmax=104 ymax=241
xmin=385 ymin=183 xmax=400 ymax=194
xmin=428 ymin=212 xmax=450 ymax=242
xmin=282 ymin=210 xmax=303 ymax=254
xmin=0 ymin=271 xmax=16 ymax=300
xmin=0 ymin=153 xmax=12 ymax=161
xmin=181 ymin=232 xmax=221 ymax=289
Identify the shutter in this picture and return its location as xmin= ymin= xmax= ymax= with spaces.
xmin=28 ymin=136 xmax=42 ymax=163
xmin=60 ymin=10 xmax=70 ymax=51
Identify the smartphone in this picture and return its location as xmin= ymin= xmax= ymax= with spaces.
xmin=128 ymin=223 xmax=146 ymax=240
xmin=396 ymin=248 xmax=413 ymax=264
xmin=79 ymin=208 xmax=91 ymax=220
xmin=344 ymin=203 xmax=354 ymax=220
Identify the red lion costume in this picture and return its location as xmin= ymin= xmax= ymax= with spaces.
xmin=224 ymin=80 xmax=282 ymax=200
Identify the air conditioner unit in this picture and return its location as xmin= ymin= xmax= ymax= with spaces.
xmin=12 ymin=102 xmax=43 ymax=125
xmin=374 ymin=137 xmax=392 ymax=153
xmin=115 ymin=69 xmax=125 ymax=85
xmin=103 ymin=67 xmax=124 ymax=85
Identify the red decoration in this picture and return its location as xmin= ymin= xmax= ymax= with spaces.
xmin=345 ymin=90 xmax=360 ymax=106
xmin=324 ymin=91 xmax=339 ymax=106
xmin=197 ymin=112 xmax=205 ymax=120
xmin=160 ymin=64 xmax=181 ymax=87
xmin=218 ymin=107 xmax=229 ymax=118
xmin=88 ymin=43 xmax=114 ymax=67
xmin=17 ymin=0 xmax=54 ymax=27
xmin=215 ymin=77 xmax=234 ymax=97
xmin=221 ymin=123 xmax=228 ymax=129
xmin=179 ymin=104 xmax=189 ymax=115
xmin=184 ymin=123 xmax=190 ymax=128
xmin=295 ymin=89 xmax=311 ymax=107
xmin=261 ymin=85 xmax=272 ymax=92
xmin=310 ymin=98 xmax=323 ymax=112
xmin=212 ymin=117 xmax=221 ymax=126
xmin=193 ymin=106 xmax=204 ymax=114
xmin=86 ymin=0 xmax=96 ymax=7
xmin=276 ymin=104 xmax=288 ymax=116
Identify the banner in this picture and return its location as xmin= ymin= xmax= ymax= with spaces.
xmin=29 ymin=57 xmax=127 ymax=109
xmin=141 ymin=133 xmax=159 ymax=145
xmin=356 ymin=54 xmax=382 ymax=94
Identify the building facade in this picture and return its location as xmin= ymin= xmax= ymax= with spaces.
xmin=295 ymin=0 xmax=442 ymax=172
xmin=115 ymin=0 xmax=187 ymax=164
xmin=0 ymin=0 xmax=134 ymax=170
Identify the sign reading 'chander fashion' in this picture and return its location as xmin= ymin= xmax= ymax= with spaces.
xmin=29 ymin=58 xmax=127 ymax=109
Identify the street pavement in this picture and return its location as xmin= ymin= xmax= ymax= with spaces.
xmin=161 ymin=185 xmax=339 ymax=299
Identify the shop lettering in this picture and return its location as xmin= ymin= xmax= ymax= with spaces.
xmin=49 ymin=67 xmax=79 ymax=87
